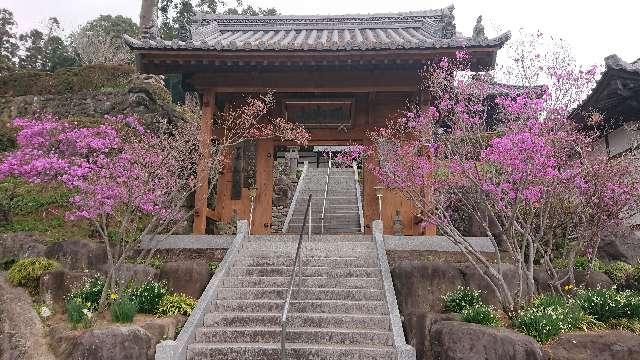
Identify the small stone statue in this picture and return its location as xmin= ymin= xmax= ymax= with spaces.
xmin=441 ymin=9 xmax=456 ymax=39
xmin=392 ymin=209 xmax=404 ymax=236
xmin=178 ymin=24 xmax=193 ymax=42
xmin=473 ymin=16 xmax=487 ymax=41
xmin=140 ymin=0 xmax=160 ymax=40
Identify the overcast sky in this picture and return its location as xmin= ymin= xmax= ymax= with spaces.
xmin=5 ymin=0 xmax=640 ymax=68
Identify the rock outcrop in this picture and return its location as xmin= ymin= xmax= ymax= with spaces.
xmin=159 ymin=261 xmax=210 ymax=298
xmin=544 ymin=330 xmax=640 ymax=360
xmin=392 ymin=261 xmax=465 ymax=314
xmin=44 ymin=239 xmax=108 ymax=272
xmin=0 ymin=273 xmax=55 ymax=360
xmin=431 ymin=321 xmax=544 ymax=360
xmin=0 ymin=232 xmax=48 ymax=260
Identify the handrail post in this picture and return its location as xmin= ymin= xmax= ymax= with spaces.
xmin=320 ymin=159 xmax=331 ymax=234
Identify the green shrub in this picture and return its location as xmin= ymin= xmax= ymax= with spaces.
xmin=156 ymin=293 xmax=197 ymax=316
xmin=626 ymin=263 xmax=640 ymax=291
xmin=65 ymin=298 xmax=92 ymax=329
xmin=460 ymin=304 xmax=501 ymax=327
xmin=7 ymin=257 xmax=59 ymax=293
xmin=208 ymin=261 xmax=219 ymax=274
xmin=111 ymin=297 xmax=138 ymax=323
xmin=552 ymin=257 xmax=568 ymax=269
xmin=515 ymin=306 xmax=568 ymax=343
xmin=602 ymin=261 xmax=633 ymax=286
xmin=68 ymin=275 xmax=105 ymax=311
xmin=552 ymin=256 xmax=601 ymax=272
xmin=574 ymin=256 xmax=591 ymax=271
xmin=442 ymin=286 xmax=483 ymax=313
xmin=529 ymin=294 xmax=567 ymax=310
xmin=0 ymin=65 xmax=134 ymax=96
xmin=126 ymin=281 xmax=169 ymax=314
xmin=515 ymin=295 xmax=592 ymax=343
xmin=575 ymin=288 xmax=632 ymax=323
xmin=608 ymin=318 xmax=640 ymax=335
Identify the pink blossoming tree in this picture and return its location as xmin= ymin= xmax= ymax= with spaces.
xmin=0 ymin=94 xmax=308 ymax=309
xmin=341 ymin=51 xmax=640 ymax=312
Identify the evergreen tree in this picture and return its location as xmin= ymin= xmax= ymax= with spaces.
xmin=18 ymin=17 xmax=77 ymax=72
xmin=0 ymin=8 xmax=19 ymax=73
xmin=69 ymin=15 xmax=138 ymax=65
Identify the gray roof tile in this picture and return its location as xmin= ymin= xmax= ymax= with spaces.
xmin=125 ymin=6 xmax=510 ymax=52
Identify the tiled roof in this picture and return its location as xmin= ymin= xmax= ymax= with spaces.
xmin=124 ymin=6 xmax=510 ymax=52
xmin=606 ymin=54 xmax=640 ymax=73
xmin=571 ymin=54 xmax=640 ymax=128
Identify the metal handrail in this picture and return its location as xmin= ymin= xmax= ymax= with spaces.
xmin=280 ymin=194 xmax=312 ymax=360
xmin=320 ymin=158 xmax=332 ymax=234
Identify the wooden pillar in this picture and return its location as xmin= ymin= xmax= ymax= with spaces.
xmin=193 ymin=91 xmax=215 ymax=234
xmin=252 ymin=139 xmax=274 ymax=234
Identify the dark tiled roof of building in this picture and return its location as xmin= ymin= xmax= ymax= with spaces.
xmin=606 ymin=54 xmax=640 ymax=73
xmin=124 ymin=6 xmax=510 ymax=52
xmin=572 ymin=54 xmax=640 ymax=129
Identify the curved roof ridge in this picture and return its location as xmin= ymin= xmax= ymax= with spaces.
xmin=605 ymin=54 xmax=640 ymax=73
xmin=192 ymin=6 xmax=454 ymax=22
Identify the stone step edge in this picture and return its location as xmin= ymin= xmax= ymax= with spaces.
xmin=188 ymin=342 xmax=394 ymax=351
xmin=230 ymin=266 xmax=380 ymax=271
xmin=217 ymin=287 xmax=384 ymax=292
xmin=197 ymin=326 xmax=393 ymax=334
xmin=212 ymin=299 xmax=388 ymax=305
xmin=223 ymin=276 xmax=382 ymax=281
xmin=206 ymin=311 xmax=389 ymax=319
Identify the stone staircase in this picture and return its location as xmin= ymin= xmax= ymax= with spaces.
xmin=286 ymin=167 xmax=362 ymax=234
xmin=186 ymin=234 xmax=397 ymax=360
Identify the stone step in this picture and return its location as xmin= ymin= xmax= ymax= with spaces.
xmin=234 ymin=256 xmax=377 ymax=268
xmin=288 ymin=217 xmax=360 ymax=226
xmin=246 ymin=235 xmax=371 ymax=242
xmin=195 ymin=327 xmax=394 ymax=346
xmin=221 ymin=277 xmax=383 ymax=290
xmin=286 ymin=225 xmax=362 ymax=234
xmin=210 ymin=300 xmax=389 ymax=315
xmin=203 ymin=312 xmax=390 ymax=330
xmin=228 ymin=266 xmax=380 ymax=278
xmin=293 ymin=197 xmax=358 ymax=206
xmin=187 ymin=342 xmax=395 ymax=360
xmin=237 ymin=249 xmax=376 ymax=258
xmin=240 ymin=241 xmax=374 ymax=251
xmin=216 ymin=287 xmax=385 ymax=301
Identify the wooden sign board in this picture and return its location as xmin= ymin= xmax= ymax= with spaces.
xmin=284 ymin=99 xmax=354 ymax=128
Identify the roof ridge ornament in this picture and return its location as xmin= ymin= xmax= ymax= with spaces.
xmin=472 ymin=15 xmax=487 ymax=42
xmin=178 ymin=24 xmax=193 ymax=42
xmin=139 ymin=0 xmax=159 ymax=40
xmin=441 ymin=6 xmax=456 ymax=39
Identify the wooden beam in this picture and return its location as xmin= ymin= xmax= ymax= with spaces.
xmin=193 ymin=91 xmax=216 ymax=234
xmin=190 ymin=69 xmax=420 ymax=93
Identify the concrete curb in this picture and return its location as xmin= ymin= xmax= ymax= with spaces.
xmin=282 ymin=161 xmax=308 ymax=233
xmin=155 ymin=220 xmax=249 ymax=360
xmin=141 ymin=235 xmax=235 ymax=249
xmin=373 ymin=220 xmax=416 ymax=360
xmin=141 ymin=234 xmax=495 ymax=253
